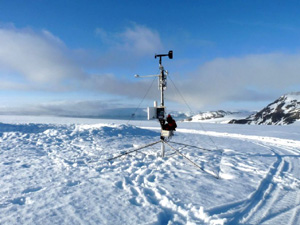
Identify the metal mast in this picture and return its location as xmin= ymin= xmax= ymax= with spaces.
xmin=155 ymin=50 xmax=172 ymax=106
xmin=159 ymin=57 xmax=165 ymax=107
xmin=134 ymin=50 xmax=173 ymax=157
xmin=155 ymin=51 xmax=172 ymax=157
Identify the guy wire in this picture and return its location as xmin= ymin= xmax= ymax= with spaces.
xmin=168 ymin=75 xmax=220 ymax=151
xmin=126 ymin=76 xmax=156 ymax=125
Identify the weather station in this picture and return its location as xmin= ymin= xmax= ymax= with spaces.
xmin=108 ymin=50 xmax=220 ymax=179
xmin=135 ymin=50 xmax=173 ymax=157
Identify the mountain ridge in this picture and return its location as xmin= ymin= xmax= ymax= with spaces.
xmin=229 ymin=92 xmax=300 ymax=125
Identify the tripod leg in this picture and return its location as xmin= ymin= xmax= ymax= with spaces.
xmin=161 ymin=141 xmax=165 ymax=157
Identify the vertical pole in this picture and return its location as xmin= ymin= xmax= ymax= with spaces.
xmin=161 ymin=70 xmax=164 ymax=107
xmin=159 ymin=60 xmax=164 ymax=107
xmin=159 ymin=58 xmax=165 ymax=157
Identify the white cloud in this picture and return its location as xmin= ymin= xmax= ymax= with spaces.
xmin=80 ymin=52 xmax=300 ymax=110
xmin=0 ymin=24 xmax=164 ymax=96
xmin=118 ymin=24 xmax=163 ymax=55
xmin=95 ymin=24 xmax=163 ymax=58
xmin=82 ymin=73 xmax=159 ymax=100
xmin=0 ymin=26 xmax=84 ymax=86
xmin=68 ymin=52 xmax=300 ymax=110
xmin=3 ymin=24 xmax=300 ymax=111
xmin=169 ymin=53 xmax=300 ymax=108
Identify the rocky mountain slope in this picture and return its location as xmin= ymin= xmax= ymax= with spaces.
xmin=230 ymin=92 xmax=300 ymax=125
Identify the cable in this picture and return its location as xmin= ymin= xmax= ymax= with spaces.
xmin=168 ymin=75 xmax=220 ymax=151
xmin=107 ymin=140 xmax=162 ymax=161
xmin=164 ymin=141 xmax=220 ymax=179
xmin=168 ymin=75 xmax=193 ymax=113
xmin=168 ymin=141 xmax=215 ymax=152
xmin=126 ymin=77 xmax=156 ymax=125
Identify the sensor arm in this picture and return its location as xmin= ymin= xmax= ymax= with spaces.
xmin=135 ymin=74 xmax=160 ymax=78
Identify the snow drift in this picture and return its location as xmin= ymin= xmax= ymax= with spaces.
xmin=0 ymin=116 xmax=299 ymax=224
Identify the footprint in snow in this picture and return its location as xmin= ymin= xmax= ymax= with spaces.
xmin=143 ymin=188 xmax=159 ymax=205
xmin=10 ymin=197 xmax=26 ymax=205
xmin=123 ymin=176 xmax=133 ymax=185
xmin=66 ymin=180 xmax=81 ymax=187
xmin=135 ymin=175 xmax=144 ymax=185
xmin=129 ymin=197 xmax=142 ymax=206
xmin=21 ymin=164 xmax=31 ymax=168
xmin=133 ymin=161 xmax=145 ymax=168
xmin=130 ymin=187 xmax=139 ymax=196
xmin=114 ymin=181 xmax=123 ymax=189
xmin=22 ymin=186 xmax=42 ymax=194
xmin=156 ymin=186 xmax=167 ymax=195
xmin=147 ymin=174 xmax=156 ymax=183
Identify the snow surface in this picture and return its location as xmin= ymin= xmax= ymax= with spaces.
xmin=0 ymin=115 xmax=299 ymax=224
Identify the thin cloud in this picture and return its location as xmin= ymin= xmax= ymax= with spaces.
xmin=95 ymin=24 xmax=163 ymax=55
xmin=82 ymin=53 xmax=300 ymax=109
xmin=228 ymin=20 xmax=299 ymax=33
xmin=118 ymin=24 xmax=163 ymax=55
xmin=0 ymin=26 xmax=85 ymax=87
xmin=0 ymin=24 xmax=164 ymax=95
xmin=0 ymin=100 xmax=146 ymax=118
xmin=94 ymin=24 xmax=164 ymax=67
xmin=82 ymin=73 xmax=159 ymax=100
xmin=2 ymin=24 xmax=300 ymax=112
xmin=169 ymin=53 xmax=300 ymax=107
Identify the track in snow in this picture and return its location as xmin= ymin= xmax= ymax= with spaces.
xmin=1 ymin=121 xmax=300 ymax=224
xmin=206 ymin=138 xmax=300 ymax=224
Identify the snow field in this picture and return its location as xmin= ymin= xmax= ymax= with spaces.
xmin=0 ymin=117 xmax=299 ymax=224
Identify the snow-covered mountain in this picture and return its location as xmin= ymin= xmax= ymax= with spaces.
xmin=185 ymin=110 xmax=251 ymax=123
xmin=230 ymin=92 xmax=300 ymax=125
xmin=186 ymin=110 xmax=233 ymax=121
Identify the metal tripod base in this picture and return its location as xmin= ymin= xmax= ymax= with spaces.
xmin=107 ymin=139 xmax=219 ymax=179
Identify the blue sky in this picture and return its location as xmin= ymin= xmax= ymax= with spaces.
xmin=1 ymin=0 xmax=300 ymax=116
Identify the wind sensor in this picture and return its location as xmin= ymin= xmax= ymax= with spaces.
xmin=155 ymin=50 xmax=173 ymax=62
